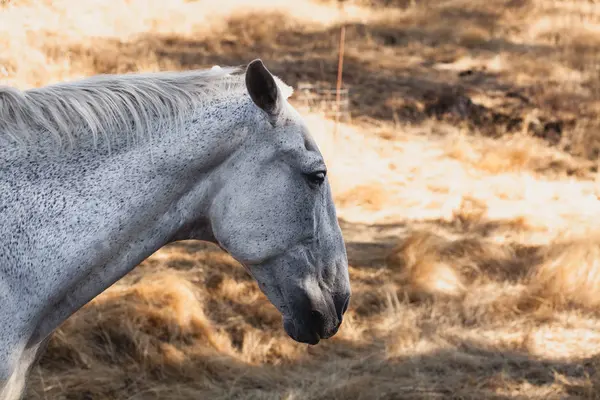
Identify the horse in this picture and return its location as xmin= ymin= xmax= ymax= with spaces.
xmin=0 ymin=59 xmax=351 ymax=399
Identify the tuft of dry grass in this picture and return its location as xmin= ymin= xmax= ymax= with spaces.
xmin=526 ymin=236 xmax=600 ymax=310
xmin=387 ymin=231 xmax=468 ymax=299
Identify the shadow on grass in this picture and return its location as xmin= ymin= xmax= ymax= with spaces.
xmin=25 ymin=216 xmax=600 ymax=399
xmin=43 ymin=6 xmax=583 ymax=139
xmin=30 ymin=325 xmax=599 ymax=399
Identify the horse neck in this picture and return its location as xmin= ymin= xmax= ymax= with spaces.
xmin=3 ymin=96 xmax=254 ymax=347
xmin=52 ymin=95 xmax=254 ymax=259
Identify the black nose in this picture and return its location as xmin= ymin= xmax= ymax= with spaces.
xmin=304 ymin=306 xmax=339 ymax=341
xmin=304 ymin=293 xmax=339 ymax=334
xmin=286 ymin=290 xmax=345 ymax=344
xmin=309 ymin=309 xmax=328 ymax=337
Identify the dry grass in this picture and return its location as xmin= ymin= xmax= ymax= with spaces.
xmin=527 ymin=236 xmax=600 ymax=310
xmin=3 ymin=0 xmax=600 ymax=398
xmin=6 ymin=0 xmax=600 ymax=163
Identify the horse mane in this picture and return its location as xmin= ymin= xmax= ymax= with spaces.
xmin=0 ymin=65 xmax=292 ymax=152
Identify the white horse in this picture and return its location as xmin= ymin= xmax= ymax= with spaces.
xmin=0 ymin=59 xmax=351 ymax=400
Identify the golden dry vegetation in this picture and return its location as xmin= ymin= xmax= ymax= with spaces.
xmin=4 ymin=0 xmax=600 ymax=398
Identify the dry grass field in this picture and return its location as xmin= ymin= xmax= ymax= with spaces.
xmin=4 ymin=0 xmax=600 ymax=398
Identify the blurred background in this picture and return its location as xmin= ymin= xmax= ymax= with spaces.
xmin=5 ymin=0 xmax=600 ymax=398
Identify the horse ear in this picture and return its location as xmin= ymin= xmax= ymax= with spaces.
xmin=245 ymin=59 xmax=282 ymax=123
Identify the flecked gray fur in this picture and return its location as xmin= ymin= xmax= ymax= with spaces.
xmin=0 ymin=60 xmax=350 ymax=399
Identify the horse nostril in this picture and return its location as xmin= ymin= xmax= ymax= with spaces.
xmin=310 ymin=309 xmax=326 ymax=337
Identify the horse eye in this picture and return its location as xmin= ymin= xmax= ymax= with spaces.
xmin=306 ymin=171 xmax=326 ymax=186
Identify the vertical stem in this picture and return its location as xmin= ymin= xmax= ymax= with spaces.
xmin=335 ymin=1 xmax=346 ymax=137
